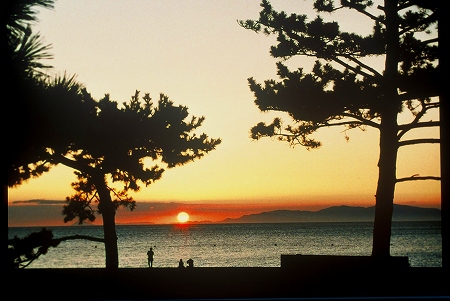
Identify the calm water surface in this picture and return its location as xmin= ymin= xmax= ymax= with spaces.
xmin=8 ymin=221 xmax=441 ymax=268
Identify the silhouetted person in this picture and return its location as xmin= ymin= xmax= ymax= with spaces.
xmin=178 ymin=259 xmax=184 ymax=268
xmin=147 ymin=247 xmax=154 ymax=267
xmin=187 ymin=258 xmax=194 ymax=268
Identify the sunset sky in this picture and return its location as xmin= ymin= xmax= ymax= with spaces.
xmin=8 ymin=0 xmax=441 ymax=226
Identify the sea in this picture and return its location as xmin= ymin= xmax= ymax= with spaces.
xmin=8 ymin=221 xmax=442 ymax=268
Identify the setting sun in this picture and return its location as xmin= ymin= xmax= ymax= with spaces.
xmin=177 ymin=212 xmax=189 ymax=223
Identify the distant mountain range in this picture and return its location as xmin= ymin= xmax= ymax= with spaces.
xmin=219 ymin=204 xmax=441 ymax=223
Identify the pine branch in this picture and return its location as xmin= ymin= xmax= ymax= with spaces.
xmin=399 ymin=11 xmax=438 ymax=36
xmin=422 ymin=37 xmax=438 ymax=45
xmin=345 ymin=4 xmax=385 ymax=24
xmin=343 ymin=54 xmax=382 ymax=77
xmin=54 ymin=153 xmax=95 ymax=175
xmin=331 ymin=55 xmax=377 ymax=79
xmin=340 ymin=113 xmax=381 ymax=129
xmin=397 ymin=175 xmax=441 ymax=183
xmin=14 ymin=234 xmax=104 ymax=268
xmin=54 ymin=235 xmax=105 ymax=244
xmin=398 ymin=100 xmax=439 ymax=139
xmin=398 ymin=120 xmax=440 ymax=132
xmin=398 ymin=138 xmax=440 ymax=147
xmin=323 ymin=120 xmax=363 ymax=128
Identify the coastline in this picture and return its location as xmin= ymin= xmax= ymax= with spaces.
xmin=8 ymin=264 xmax=448 ymax=299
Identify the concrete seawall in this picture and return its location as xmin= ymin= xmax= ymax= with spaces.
xmin=8 ymin=264 xmax=447 ymax=299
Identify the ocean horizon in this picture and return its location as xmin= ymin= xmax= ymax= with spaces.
xmin=7 ymin=203 xmax=441 ymax=227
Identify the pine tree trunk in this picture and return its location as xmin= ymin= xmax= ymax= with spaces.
xmin=94 ymin=174 xmax=119 ymax=269
xmin=371 ymin=0 xmax=400 ymax=258
xmin=372 ymin=110 xmax=398 ymax=257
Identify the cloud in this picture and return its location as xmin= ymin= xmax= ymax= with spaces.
xmin=11 ymin=199 xmax=66 ymax=206
xmin=8 ymin=203 xmax=68 ymax=227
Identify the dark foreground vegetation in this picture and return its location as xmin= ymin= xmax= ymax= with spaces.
xmin=8 ymin=256 xmax=448 ymax=300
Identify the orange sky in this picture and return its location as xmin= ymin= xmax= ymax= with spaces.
xmin=8 ymin=194 xmax=441 ymax=228
xmin=7 ymin=0 xmax=441 ymax=227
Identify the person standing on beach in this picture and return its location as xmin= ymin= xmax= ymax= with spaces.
xmin=178 ymin=259 xmax=184 ymax=268
xmin=147 ymin=247 xmax=154 ymax=267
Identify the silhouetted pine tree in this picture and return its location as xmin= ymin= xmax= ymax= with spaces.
xmin=240 ymin=0 xmax=439 ymax=258
xmin=58 ymin=90 xmax=221 ymax=269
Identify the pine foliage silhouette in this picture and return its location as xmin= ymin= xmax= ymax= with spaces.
xmin=240 ymin=0 xmax=439 ymax=257
xmin=5 ymin=0 xmax=109 ymax=268
xmin=8 ymin=228 xmax=104 ymax=268
xmin=59 ymin=90 xmax=221 ymax=268
xmin=6 ymin=0 xmax=52 ymax=180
